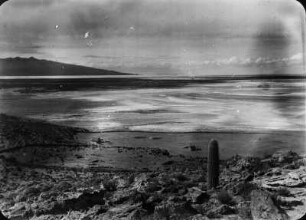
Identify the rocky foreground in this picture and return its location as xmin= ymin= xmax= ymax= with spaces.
xmin=0 ymin=115 xmax=306 ymax=220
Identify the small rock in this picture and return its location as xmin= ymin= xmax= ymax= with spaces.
xmin=184 ymin=145 xmax=201 ymax=152
xmin=155 ymin=202 xmax=196 ymax=219
xmin=168 ymin=195 xmax=185 ymax=203
xmin=128 ymin=208 xmax=148 ymax=220
xmin=266 ymin=168 xmax=283 ymax=176
xmin=207 ymin=204 xmax=236 ymax=218
xmin=134 ymin=136 xmax=146 ymax=139
xmin=283 ymin=162 xmax=300 ymax=170
xmin=56 ymin=181 xmax=73 ymax=191
xmin=178 ymin=188 xmax=187 ymax=195
xmin=95 ymin=138 xmax=104 ymax=144
xmin=237 ymin=201 xmax=252 ymax=220
xmin=197 ymin=183 xmax=206 ymax=191
xmin=288 ymin=172 xmax=300 ymax=180
xmin=244 ymin=174 xmax=254 ymax=182
xmin=162 ymin=160 xmax=174 ymax=166
xmin=149 ymin=136 xmax=162 ymax=140
xmin=188 ymin=188 xmax=210 ymax=204
xmin=146 ymin=195 xmax=162 ymax=207
xmin=161 ymin=149 xmax=170 ymax=157
xmin=187 ymin=214 xmax=209 ymax=220
xmin=111 ymin=190 xmax=133 ymax=205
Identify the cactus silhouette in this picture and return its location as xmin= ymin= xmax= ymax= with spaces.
xmin=207 ymin=139 xmax=219 ymax=189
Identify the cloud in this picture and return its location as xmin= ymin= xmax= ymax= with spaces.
xmin=7 ymin=0 xmax=59 ymax=8
xmin=199 ymin=53 xmax=303 ymax=66
xmin=0 ymin=0 xmax=303 ymax=59
xmin=0 ymin=0 xmax=301 ymax=40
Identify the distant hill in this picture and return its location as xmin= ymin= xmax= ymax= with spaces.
xmin=0 ymin=57 xmax=131 ymax=76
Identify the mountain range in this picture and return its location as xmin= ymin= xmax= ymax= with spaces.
xmin=0 ymin=57 xmax=131 ymax=76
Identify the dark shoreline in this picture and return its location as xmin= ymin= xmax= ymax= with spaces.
xmin=1 ymin=75 xmax=305 ymax=93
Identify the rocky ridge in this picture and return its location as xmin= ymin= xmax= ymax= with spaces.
xmin=0 ymin=150 xmax=305 ymax=220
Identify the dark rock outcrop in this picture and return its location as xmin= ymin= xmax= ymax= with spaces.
xmin=187 ymin=187 xmax=210 ymax=204
xmin=0 ymin=114 xmax=87 ymax=151
xmin=254 ymin=165 xmax=306 ymax=220
xmin=0 ymin=211 xmax=8 ymax=220
xmin=36 ymin=190 xmax=105 ymax=216
xmin=0 ymin=0 xmax=8 ymax=6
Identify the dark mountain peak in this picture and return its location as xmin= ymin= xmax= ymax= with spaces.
xmin=28 ymin=56 xmax=37 ymax=60
xmin=0 ymin=57 xmax=132 ymax=76
xmin=4 ymin=56 xmax=39 ymax=62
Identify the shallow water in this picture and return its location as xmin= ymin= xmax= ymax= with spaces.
xmin=1 ymin=78 xmax=304 ymax=132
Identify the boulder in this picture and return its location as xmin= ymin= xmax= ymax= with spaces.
xmin=206 ymin=204 xmax=237 ymax=218
xmin=187 ymin=187 xmax=210 ymax=204
xmin=266 ymin=168 xmax=283 ymax=176
xmin=250 ymin=190 xmax=289 ymax=220
xmin=143 ymin=194 xmax=163 ymax=212
xmin=237 ymin=201 xmax=252 ymax=220
xmin=35 ymin=190 xmax=105 ymax=216
xmin=244 ymin=174 xmax=254 ymax=182
xmin=127 ymin=208 xmax=148 ymax=220
xmin=154 ymin=202 xmax=197 ymax=219
xmin=187 ymin=214 xmax=210 ymax=220
xmin=105 ymin=203 xmax=142 ymax=219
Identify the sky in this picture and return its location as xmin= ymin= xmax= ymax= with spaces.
xmin=0 ymin=0 xmax=304 ymax=76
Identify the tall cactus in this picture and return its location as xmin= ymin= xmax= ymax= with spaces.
xmin=207 ymin=139 xmax=219 ymax=189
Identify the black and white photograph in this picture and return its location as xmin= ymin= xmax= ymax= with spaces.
xmin=0 ymin=0 xmax=305 ymax=219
